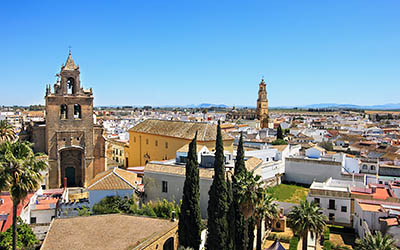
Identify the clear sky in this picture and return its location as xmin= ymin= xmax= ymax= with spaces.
xmin=1 ymin=0 xmax=399 ymax=107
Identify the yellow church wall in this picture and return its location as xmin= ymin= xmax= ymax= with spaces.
xmin=127 ymin=131 xmax=234 ymax=167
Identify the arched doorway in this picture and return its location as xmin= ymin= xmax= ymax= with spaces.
xmin=163 ymin=237 xmax=174 ymax=250
xmin=60 ymin=148 xmax=83 ymax=187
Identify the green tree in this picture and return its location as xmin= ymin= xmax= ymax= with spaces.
xmin=206 ymin=121 xmax=229 ymax=250
xmin=92 ymin=196 xmax=132 ymax=214
xmin=255 ymin=191 xmax=279 ymax=250
xmin=226 ymin=177 xmax=235 ymax=250
xmin=356 ymin=231 xmax=397 ymax=250
xmin=247 ymin=217 xmax=255 ymax=250
xmin=287 ymin=200 xmax=327 ymax=250
xmin=277 ymin=125 xmax=284 ymax=140
xmin=178 ymin=134 xmax=202 ymax=250
xmin=0 ymin=141 xmax=47 ymax=250
xmin=272 ymin=139 xmax=288 ymax=145
xmin=234 ymin=171 xmax=263 ymax=250
xmin=235 ymin=171 xmax=263 ymax=220
xmin=318 ymin=141 xmax=333 ymax=151
xmin=231 ymin=133 xmax=247 ymax=250
xmin=0 ymin=120 xmax=16 ymax=143
xmin=0 ymin=218 xmax=38 ymax=250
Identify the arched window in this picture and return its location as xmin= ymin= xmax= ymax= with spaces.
xmin=60 ymin=104 xmax=68 ymax=119
xmin=74 ymin=104 xmax=81 ymax=119
xmin=67 ymin=78 xmax=75 ymax=94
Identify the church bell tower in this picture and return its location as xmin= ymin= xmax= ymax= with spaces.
xmin=44 ymin=52 xmax=104 ymax=188
xmin=256 ymin=78 xmax=269 ymax=129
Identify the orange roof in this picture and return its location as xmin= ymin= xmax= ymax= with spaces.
xmin=0 ymin=193 xmax=34 ymax=232
xmin=359 ymin=203 xmax=383 ymax=212
xmin=373 ymin=188 xmax=391 ymax=200
xmin=381 ymin=218 xmax=399 ymax=226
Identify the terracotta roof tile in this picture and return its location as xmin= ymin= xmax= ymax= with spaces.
xmin=41 ymin=214 xmax=178 ymax=250
xmin=129 ymin=119 xmax=234 ymax=141
xmin=88 ymin=168 xmax=137 ymax=190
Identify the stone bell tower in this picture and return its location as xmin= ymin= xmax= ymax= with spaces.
xmin=45 ymin=52 xmax=105 ymax=188
xmin=256 ymin=78 xmax=269 ymax=129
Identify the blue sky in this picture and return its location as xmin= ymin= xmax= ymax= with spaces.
xmin=1 ymin=1 xmax=399 ymax=107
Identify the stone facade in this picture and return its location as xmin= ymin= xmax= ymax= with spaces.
xmin=256 ymin=78 xmax=269 ymax=129
xmin=24 ymin=52 xmax=106 ymax=188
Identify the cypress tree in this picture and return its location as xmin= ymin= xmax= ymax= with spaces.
xmin=178 ymin=133 xmax=202 ymax=250
xmin=247 ymin=217 xmax=256 ymax=250
xmin=232 ymin=133 xmax=247 ymax=250
xmin=226 ymin=178 xmax=235 ymax=250
xmin=234 ymin=133 xmax=246 ymax=176
xmin=206 ymin=121 xmax=229 ymax=250
xmin=277 ymin=125 xmax=284 ymax=140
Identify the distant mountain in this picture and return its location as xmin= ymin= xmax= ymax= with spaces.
xmin=93 ymin=103 xmax=400 ymax=110
xmin=271 ymin=103 xmax=400 ymax=110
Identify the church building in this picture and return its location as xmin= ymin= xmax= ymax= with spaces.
xmin=23 ymin=52 xmax=106 ymax=188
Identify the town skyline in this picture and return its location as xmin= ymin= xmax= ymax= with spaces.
xmin=2 ymin=1 xmax=400 ymax=107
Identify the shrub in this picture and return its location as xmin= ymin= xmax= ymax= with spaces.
xmin=323 ymin=240 xmax=332 ymax=250
xmin=0 ymin=218 xmax=39 ymax=250
xmin=77 ymin=205 xmax=91 ymax=216
xmin=139 ymin=202 xmax=157 ymax=217
xmin=324 ymin=227 xmax=330 ymax=241
xmin=92 ymin=196 xmax=132 ymax=214
xmin=151 ymin=199 xmax=176 ymax=219
xmin=289 ymin=237 xmax=299 ymax=250
xmin=272 ymin=139 xmax=288 ymax=145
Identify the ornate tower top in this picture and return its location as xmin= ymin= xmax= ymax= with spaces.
xmin=47 ymin=52 xmax=92 ymax=97
xmin=62 ymin=51 xmax=79 ymax=71
xmin=257 ymin=78 xmax=267 ymax=102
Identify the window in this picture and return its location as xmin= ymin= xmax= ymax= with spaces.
xmin=60 ymin=104 xmax=68 ymax=119
xmin=30 ymin=217 xmax=37 ymax=224
xmin=165 ymin=142 xmax=168 ymax=149
xmin=146 ymin=139 xmax=149 ymax=145
xmin=314 ymin=198 xmax=320 ymax=205
xmin=362 ymin=164 xmax=368 ymax=170
xmin=370 ymin=165 xmax=376 ymax=171
xmin=360 ymin=218 xmax=362 ymax=226
xmin=155 ymin=140 xmax=158 ymax=147
xmin=329 ymin=213 xmax=335 ymax=221
xmin=276 ymin=222 xmax=281 ymax=228
xmin=74 ymin=104 xmax=81 ymax=119
xmin=328 ymin=199 xmax=335 ymax=210
xmin=120 ymin=151 xmax=122 ymax=156
xmin=134 ymin=137 xmax=136 ymax=143
xmin=341 ymin=206 xmax=347 ymax=212
xmin=67 ymin=77 xmax=75 ymax=94
xmin=162 ymin=181 xmax=168 ymax=193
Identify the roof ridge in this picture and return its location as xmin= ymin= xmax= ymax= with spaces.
xmin=87 ymin=170 xmax=113 ymax=189
xmin=201 ymin=123 xmax=208 ymax=141
xmin=113 ymin=168 xmax=136 ymax=189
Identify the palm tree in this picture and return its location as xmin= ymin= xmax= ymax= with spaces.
xmin=287 ymin=200 xmax=327 ymax=250
xmin=254 ymin=190 xmax=279 ymax=250
xmin=356 ymin=231 xmax=397 ymax=250
xmin=0 ymin=120 xmax=16 ymax=143
xmin=234 ymin=171 xmax=263 ymax=220
xmin=0 ymin=141 xmax=47 ymax=250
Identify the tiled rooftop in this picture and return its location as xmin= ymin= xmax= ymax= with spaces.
xmin=129 ymin=119 xmax=234 ymax=141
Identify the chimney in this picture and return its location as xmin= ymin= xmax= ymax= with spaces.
xmin=171 ymin=211 xmax=176 ymax=222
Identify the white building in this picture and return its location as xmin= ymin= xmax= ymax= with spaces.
xmin=307 ymin=178 xmax=364 ymax=226
xmin=144 ymin=157 xmax=263 ymax=218
xmin=87 ymin=167 xmax=138 ymax=208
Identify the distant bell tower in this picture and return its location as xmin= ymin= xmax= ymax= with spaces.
xmin=256 ymin=78 xmax=269 ymax=129
xmin=45 ymin=51 xmax=105 ymax=188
